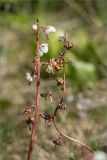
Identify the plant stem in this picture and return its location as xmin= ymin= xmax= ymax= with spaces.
xmin=53 ymin=52 xmax=93 ymax=153
xmin=53 ymin=117 xmax=93 ymax=153
xmin=63 ymin=60 xmax=66 ymax=100
xmin=27 ymin=26 xmax=40 ymax=160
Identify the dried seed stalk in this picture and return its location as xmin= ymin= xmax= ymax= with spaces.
xmin=24 ymin=22 xmax=93 ymax=160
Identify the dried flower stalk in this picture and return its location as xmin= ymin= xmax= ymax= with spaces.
xmin=24 ymin=20 xmax=93 ymax=160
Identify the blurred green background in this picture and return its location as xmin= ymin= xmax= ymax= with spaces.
xmin=0 ymin=0 xmax=107 ymax=160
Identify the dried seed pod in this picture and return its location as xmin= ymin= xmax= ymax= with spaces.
xmin=53 ymin=136 xmax=62 ymax=147
xmin=41 ymin=92 xmax=53 ymax=102
xmin=50 ymin=58 xmax=57 ymax=67
xmin=59 ymin=50 xmax=65 ymax=56
xmin=32 ymin=70 xmax=37 ymax=79
xmin=44 ymin=114 xmax=52 ymax=120
xmin=56 ymin=77 xmax=64 ymax=86
xmin=25 ymin=116 xmax=34 ymax=125
xmin=56 ymin=59 xmax=64 ymax=65
xmin=59 ymin=103 xmax=67 ymax=109
xmin=57 ymin=103 xmax=66 ymax=110
xmin=25 ymin=116 xmax=34 ymax=131
xmin=24 ymin=106 xmax=32 ymax=116
xmin=40 ymin=93 xmax=48 ymax=101
xmin=40 ymin=112 xmax=53 ymax=126
xmin=25 ymin=72 xmax=33 ymax=85
xmin=46 ymin=64 xmax=54 ymax=74
xmin=54 ymin=65 xmax=61 ymax=72
xmin=58 ymin=34 xmax=66 ymax=42
xmin=34 ymin=56 xmax=40 ymax=63
xmin=40 ymin=112 xmax=52 ymax=120
xmin=50 ymin=58 xmax=61 ymax=72
xmin=58 ymin=35 xmax=64 ymax=41
xmin=64 ymin=41 xmax=73 ymax=50
xmin=48 ymin=92 xmax=54 ymax=103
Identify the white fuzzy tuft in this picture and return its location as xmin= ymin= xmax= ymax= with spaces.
xmin=45 ymin=26 xmax=56 ymax=35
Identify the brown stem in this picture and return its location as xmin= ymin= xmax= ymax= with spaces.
xmin=53 ymin=116 xmax=93 ymax=153
xmin=27 ymin=25 xmax=40 ymax=160
xmin=62 ymin=61 xmax=66 ymax=100
xmin=62 ymin=33 xmax=66 ymax=101
xmin=53 ymin=44 xmax=93 ymax=153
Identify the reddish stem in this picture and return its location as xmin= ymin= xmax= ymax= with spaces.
xmin=62 ymin=61 xmax=66 ymax=100
xmin=27 ymin=25 xmax=40 ymax=160
xmin=53 ymin=47 xmax=93 ymax=154
xmin=53 ymin=116 xmax=93 ymax=153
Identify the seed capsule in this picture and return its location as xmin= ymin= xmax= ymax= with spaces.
xmin=54 ymin=65 xmax=61 ymax=72
xmin=56 ymin=77 xmax=64 ymax=86
xmin=57 ymin=103 xmax=66 ymax=110
xmin=64 ymin=41 xmax=73 ymax=50
xmin=46 ymin=64 xmax=54 ymax=74
xmin=50 ymin=58 xmax=57 ymax=67
xmin=53 ymin=137 xmax=62 ymax=147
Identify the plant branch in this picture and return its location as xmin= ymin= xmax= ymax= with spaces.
xmin=27 ymin=24 xmax=40 ymax=160
xmin=53 ymin=40 xmax=93 ymax=153
xmin=53 ymin=116 xmax=93 ymax=153
xmin=62 ymin=60 xmax=66 ymax=101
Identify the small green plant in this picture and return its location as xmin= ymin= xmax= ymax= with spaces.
xmin=24 ymin=19 xmax=93 ymax=160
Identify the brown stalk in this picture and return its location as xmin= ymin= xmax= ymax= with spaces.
xmin=25 ymin=23 xmax=94 ymax=159
xmin=53 ymin=48 xmax=93 ymax=153
xmin=27 ymin=24 xmax=40 ymax=160
xmin=53 ymin=116 xmax=93 ymax=153
xmin=63 ymin=61 xmax=66 ymax=100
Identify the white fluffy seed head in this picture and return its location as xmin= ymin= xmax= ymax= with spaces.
xmin=46 ymin=65 xmax=54 ymax=74
xmin=45 ymin=26 xmax=56 ymax=35
xmin=39 ymin=43 xmax=48 ymax=57
xmin=26 ymin=72 xmax=33 ymax=82
xmin=32 ymin=24 xmax=37 ymax=31
xmin=93 ymin=151 xmax=107 ymax=160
